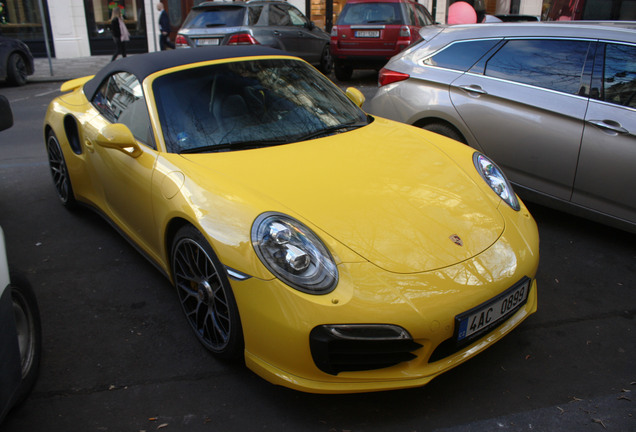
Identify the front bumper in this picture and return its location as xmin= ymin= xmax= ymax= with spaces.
xmin=231 ymin=202 xmax=539 ymax=393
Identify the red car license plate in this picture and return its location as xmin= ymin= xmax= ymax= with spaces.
xmin=355 ymin=30 xmax=380 ymax=38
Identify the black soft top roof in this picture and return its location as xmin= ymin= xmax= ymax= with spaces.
xmin=83 ymin=45 xmax=286 ymax=100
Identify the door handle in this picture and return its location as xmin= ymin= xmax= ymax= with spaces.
xmin=458 ymin=84 xmax=487 ymax=95
xmin=273 ymin=31 xmax=281 ymax=36
xmin=587 ymin=119 xmax=628 ymax=135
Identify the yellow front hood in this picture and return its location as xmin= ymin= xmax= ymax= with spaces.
xmin=182 ymin=119 xmax=505 ymax=273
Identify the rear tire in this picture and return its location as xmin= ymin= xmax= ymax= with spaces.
xmin=421 ymin=122 xmax=466 ymax=144
xmin=6 ymin=53 xmax=28 ymax=86
xmin=334 ymin=61 xmax=353 ymax=81
xmin=318 ymin=45 xmax=333 ymax=75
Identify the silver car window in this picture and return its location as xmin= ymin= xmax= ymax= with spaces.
xmin=424 ymin=39 xmax=500 ymax=72
xmin=483 ymin=39 xmax=591 ymax=95
xmin=602 ymin=43 xmax=636 ymax=108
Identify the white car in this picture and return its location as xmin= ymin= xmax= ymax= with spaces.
xmin=0 ymin=95 xmax=42 ymax=423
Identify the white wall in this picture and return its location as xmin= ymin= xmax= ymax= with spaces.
xmin=48 ymin=0 xmax=91 ymax=58
xmin=518 ymin=0 xmax=542 ymax=16
xmin=146 ymin=0 xmax=160 ymax=52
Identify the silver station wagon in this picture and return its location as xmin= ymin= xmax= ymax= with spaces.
xmin=366 ymin=22 xmax=636 ymax=233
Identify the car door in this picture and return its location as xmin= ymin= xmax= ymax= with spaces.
xmin=86 ymin=72 xmax=160 ymax=252
xmin=287 ymin=4 xmax=324 ymax=63
xmin=266 ymin=3 xmax=302 ymax=55
xmin=450 ymin=38 xmax=593 ymax=201
xmin=572 ymin=41 xmax=636 ymax=224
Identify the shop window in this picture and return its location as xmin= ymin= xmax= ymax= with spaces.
xmin=84 ymin=0 xmax=147 ymax=55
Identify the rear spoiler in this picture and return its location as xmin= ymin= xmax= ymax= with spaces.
xmin=60 ymin=75 xmax=94 ymax=93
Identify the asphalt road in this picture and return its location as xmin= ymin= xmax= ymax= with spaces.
xmin=0 ymin=78 xmax=634 ymax=432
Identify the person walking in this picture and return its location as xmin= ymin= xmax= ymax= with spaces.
xmin=157 ymin=2 xmax=175 ymax=50
xmin=110 ymin=7 xmax=130 ymax=61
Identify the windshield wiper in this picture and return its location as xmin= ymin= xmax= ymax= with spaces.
xmin=295 ymin=121 xmax=367 ymax=142
xmin=179 ymin=139 xmax=289 ymax=154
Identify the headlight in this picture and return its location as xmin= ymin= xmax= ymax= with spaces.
xmin=473 ymin=153 xmax=520 ymax=211
xmin=251 ymin=212 xmax=338 ymax=294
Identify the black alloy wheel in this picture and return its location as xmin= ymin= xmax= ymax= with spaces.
xmin=171 ymin=225 xmax=244 ymax=359
xmin=46 ymin=131 xmax=76 ymax=208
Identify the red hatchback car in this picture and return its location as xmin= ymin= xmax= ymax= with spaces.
xmin=330 ymin=0 xmax=435 ymax=80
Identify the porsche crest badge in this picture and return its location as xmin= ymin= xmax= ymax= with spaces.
xmin=449 ymin=234 xmax=463 ymax=246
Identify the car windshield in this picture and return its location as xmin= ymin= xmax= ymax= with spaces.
xmin=338 ymin=3 xmax=404 ymax=25
xmin=182 ymin=6 xmax=247 ymax=28
xmin=153 ymin=59 xmax=369 ymax=153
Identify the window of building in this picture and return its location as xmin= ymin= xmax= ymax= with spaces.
xmin=84 ymin=0 xmax=147 ymax=55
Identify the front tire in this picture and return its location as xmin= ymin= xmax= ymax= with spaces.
xmin=420 ymin=122 xmax=466 ymax=144
xmin=171 ymin=225 xmax=244 ymax=359
xmin=10 ymin=273 xmax=42 ymax=406
xmin=6 ymin=53 xmax=28 ymax=86
xmin=46 ymin=131 xmax=76 ymax=209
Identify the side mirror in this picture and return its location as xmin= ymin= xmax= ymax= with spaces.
xmin=0 ymin=95 xmax=14 ymax=131
xmin=345 ymin=87 xmax=365 ymax=107
xmin=307 ymin=21 xmax=316 ymax=30
xmin=95 ymin=123 xmax=142 ymax=158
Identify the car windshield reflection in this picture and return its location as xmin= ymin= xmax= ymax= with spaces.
xmin=153 ymin=59 xmax=368 ymax=153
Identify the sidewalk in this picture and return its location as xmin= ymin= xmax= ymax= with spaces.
xmin=29 ymin=55 xmax=114 ymax=83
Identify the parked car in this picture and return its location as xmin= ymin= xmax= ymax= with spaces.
xmin=175 ymin=1 xmax=332 ymax=74
xmin=0 ymin=94 xmax=42 ymax=423
xmin=547 ymin=0 xmax=636 ymax=20
xmin=0 ymin=36 xmax=34 ymax=86
xmin=330 ymin=0 xmax=437 ymax=80
xmin=43 ymin=46 xmax=538 ymax=393
xmin=366 ymin=22 xmax=636 ymax=233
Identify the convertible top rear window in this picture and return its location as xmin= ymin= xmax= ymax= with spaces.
xmin=153 ymin=59 xmax=368 ymax=153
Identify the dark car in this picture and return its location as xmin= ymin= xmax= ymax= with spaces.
xmin=0 ymin=94 xmax=42 ymax=423
xmin=175 ymin=1 xmax=333 ymax=74
xmin=330 ymin=0 xmax=436 ymax=80
xmin=0 ymin=36 xmax=34 ymax=86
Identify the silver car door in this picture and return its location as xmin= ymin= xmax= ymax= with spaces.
xmin=572 ymin=42 xmax=636 ymax=225
xmin=450 ymin=38 xmax=592 ymax=201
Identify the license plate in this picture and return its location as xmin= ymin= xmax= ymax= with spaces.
xmin=456 ymin=278 xmax=530 ymax=343
xmin=197 ymin=38 xmax=220 ymax=46
xmin=355 ymin=30 xmax=380 ymax=38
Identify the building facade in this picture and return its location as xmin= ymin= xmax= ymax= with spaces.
xmin=0 ymin=0 xmax=543 ymax=59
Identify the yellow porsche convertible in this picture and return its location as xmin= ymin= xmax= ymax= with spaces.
xmin=43 ymin=46 xmax=539 ymax=393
